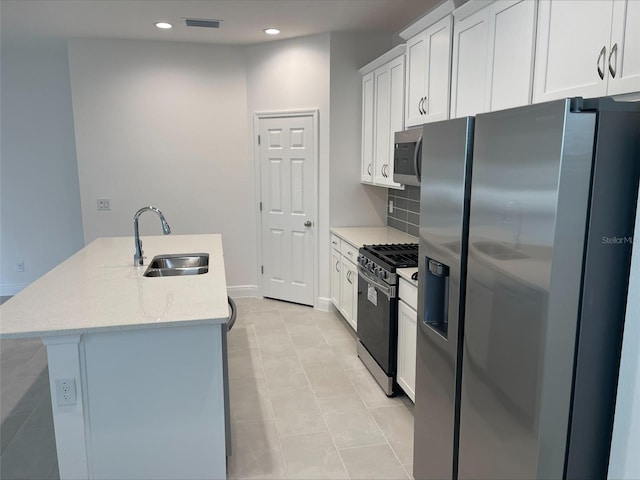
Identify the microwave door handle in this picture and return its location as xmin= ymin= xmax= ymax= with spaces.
xmin=414 ymin=135 xmax=423 ymax=183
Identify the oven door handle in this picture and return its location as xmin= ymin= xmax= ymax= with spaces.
xmin=358 ymin=266 xmax=394 ymax=299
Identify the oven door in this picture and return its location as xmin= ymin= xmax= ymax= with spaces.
xmin=357 ymin=266 xmax=398 ymax=376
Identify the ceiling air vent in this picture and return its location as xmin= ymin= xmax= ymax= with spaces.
xmin=184 ymin=18 xmax=222 ymax=29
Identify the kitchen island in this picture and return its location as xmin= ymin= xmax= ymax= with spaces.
xmin=0 ymin=235 xmax=230 ymax=480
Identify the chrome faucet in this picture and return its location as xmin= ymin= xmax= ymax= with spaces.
xmin=133 ymin=206 xmax=171 ymax=266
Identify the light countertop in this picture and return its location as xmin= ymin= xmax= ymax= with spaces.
xmin=398 ymin=268 xmax=419 ymax=286
xmin=330 ymin=226 xmax=417 ymax=248
xmin=0 ymin=235 xmax=229 ymax=339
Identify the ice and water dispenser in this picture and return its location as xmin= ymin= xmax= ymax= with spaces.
xmin=424 ymin=258 xmax=450 ymax=338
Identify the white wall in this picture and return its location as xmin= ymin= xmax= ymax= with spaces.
xmin=329 ymin=33 xmax=390 ymax=228
xmin=0 ymin=39 xmax=84 ymax=295
xmin=246 ymin=34 xmax=332 ymax=305
xmin=246 ymin=33 xmax=390 ymax=307
xmin=67 ymin=39 xmax=256 ymax=292
xmin=608 ymin=189 xmax=640 ymax=479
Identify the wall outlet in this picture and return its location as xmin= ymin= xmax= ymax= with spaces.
xmin=97 ymin=198 xmax=111 ymax=210
xmin=16 ymin=260 xmax=25 ymax=272
xmin=55 ymin=378 xmax=77 ymax=406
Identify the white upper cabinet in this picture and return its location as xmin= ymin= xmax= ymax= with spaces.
xmin=451 ymin=0 xmax=537 ymax=118
xmin=361 ymin=72 xmax=375 ymax=183
xmin=360 ymin=45 xmax=405 ymax=189
xmin=533 ymin=0 xmax=640 ymax=102
xmin=608 ymin=0 xmax=640 ymax=95
xmin=404 ymin=15 xmax=453 ymax=127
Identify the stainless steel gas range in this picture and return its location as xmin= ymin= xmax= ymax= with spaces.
xmin=356 ymin=243 xmax=418 ymax=396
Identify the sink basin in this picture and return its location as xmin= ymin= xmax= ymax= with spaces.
xmin=149 ymin=253 xmax=209 ymax=269
xmin=473 ymin=242 xmax=529 ymax=260
xmin=144 ymin=266 xmax=209 ymax=277
xmin=144 ymin=253 xmax=209 ymax=277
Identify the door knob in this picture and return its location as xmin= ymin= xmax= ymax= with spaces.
xmin=304 ymin=221 xmax=312 ymax=227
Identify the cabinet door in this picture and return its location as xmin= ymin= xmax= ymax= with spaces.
xmin=533 ymin=0 xmax=613 ymax=103
xmin=378 ymin=55 xmax=405 ymax=189
xmin=424 ymin=15 xmax=453 ymax=122
xmin=373 ymin=65 xmax=390 ymax=185
xmin=450 ymin=8 xmax=490 ymax=118
xmin=397 ymin=299 xmax=417 ymax=402
xmin=486 ymin=0 xmax=537 ymax=111
xmin=331 ymin=249 xmax=342 ymax=309
xmin=340 ymin=258 xmax=357 ymax=331
xmin=361 ymin=72 xmax=375 ymax=183
xmin=405 ymin=32 xmax=428 ymax=127
xmin=608 ymin=0 xmax=640 ymax=95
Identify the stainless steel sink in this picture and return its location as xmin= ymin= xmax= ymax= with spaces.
xmin=472 ymin=242 xmax=529 ymax=260
xmin=144 ymin=253 xmax=209 ymax=277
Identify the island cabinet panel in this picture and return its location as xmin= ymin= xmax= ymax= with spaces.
xmin=47 ymin=324 xmax=227 ymax=480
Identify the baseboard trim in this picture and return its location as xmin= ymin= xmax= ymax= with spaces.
xmin=316 ymin=296 xmax=333 ymax=312
xmin=227 ymin=285 xmax=259 ymax=298
xmin=0 ymin=283 xmax=29 ymax=296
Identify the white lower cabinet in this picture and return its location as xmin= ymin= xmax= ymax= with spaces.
xmin=397 ymin=279 xmax=418 ymax=402
xmin=330 ymin=234 xmax=358 ymax=331
xmin=340 ymin=258 xmax=358 ymax=331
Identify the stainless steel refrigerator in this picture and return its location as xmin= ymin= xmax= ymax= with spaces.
xmin=414 ymin=97 xmax=640 ymax=480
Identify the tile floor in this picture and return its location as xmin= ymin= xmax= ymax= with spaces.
xmin=0 ymin=297 xmax=415 ymax=480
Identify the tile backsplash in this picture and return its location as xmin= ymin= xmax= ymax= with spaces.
xmin=387 ymin=186 xmax=420 ymax=237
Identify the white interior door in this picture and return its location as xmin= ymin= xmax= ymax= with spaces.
xmin=258 ymin=113 xmax=316 ymax=306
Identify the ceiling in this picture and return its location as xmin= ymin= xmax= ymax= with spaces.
xmin=1 ymin=0 xmax=441 ymax=46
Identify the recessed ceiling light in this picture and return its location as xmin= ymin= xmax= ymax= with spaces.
xmin=264 ymin=28 xmax=280 ymax=35
xmin=155 ymin=22 xmax=173 ymax=29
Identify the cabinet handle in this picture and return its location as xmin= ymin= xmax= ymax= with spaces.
xmin=336 ymin=261 xmax=340 ymax=272
xmin=367 ymin=163 xmax=372 ymax=176
xmin=347 ymin=270 xmax=353 ymax=284
xmin=597 ymin=45 xmax=606 ymax=80
xmin=418 ymin=97 xmax=425 ymax=115
xmin=423 ymin=97 xmax=428 ymax=115
xmin=383 ymin=164 xmax=387 ymax=177
xmin=609 ymin=43 xmax=618 ymax=78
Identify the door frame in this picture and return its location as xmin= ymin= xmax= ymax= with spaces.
xmin=253 ymin=109 xmax=319 ymax=307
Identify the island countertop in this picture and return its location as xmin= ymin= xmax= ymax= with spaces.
xmin=0 ymin=234 xmax=229 ymax=339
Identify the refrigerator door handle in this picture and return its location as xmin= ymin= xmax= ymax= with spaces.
xmin=597 ymin=45 xmax=606 ymax=80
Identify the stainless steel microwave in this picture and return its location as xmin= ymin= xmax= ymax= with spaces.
xmin=393 ymin=128 xmax=422 ymax=187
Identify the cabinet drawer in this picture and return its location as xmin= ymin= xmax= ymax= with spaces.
xmin=341 ymin=241 xmax=359 ymax=264
xmin=399 ymin=278 xmax=418 ymax=311
xmin=330 ymin=234 xmax=341 ymax=252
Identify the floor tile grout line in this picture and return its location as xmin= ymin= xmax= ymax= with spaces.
xmin=0 ymin=377 xmax=50 ymax=460
xmin=252 ymin=306 xmax=298 ymax=480
xmin=302 ymin=339 xmax=352 ymax=479
xmin=368 ymin=404 xmax=412 ymax=478
xmin=329 ymin=318 xmax=413 ymax=478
